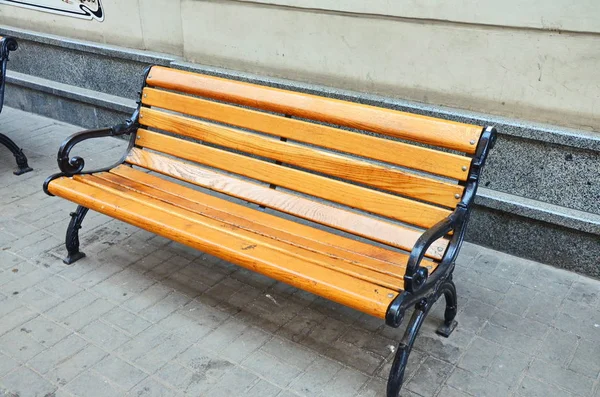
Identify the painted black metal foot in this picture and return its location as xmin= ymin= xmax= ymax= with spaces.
xmin=0 ymin=133 xmax=33 ymax=175
xmin=64 ymin=205 xmax=89 ymax=265
xmin=436 ymin=320 xmax=458 ymax=337
xmin=14 ymin=149 xmax=33 ymax=175
xmin=435 ymin=278 xmax=458 ymax=338
xmin=13 ymin=166 xmax=33 ymax=175
xmin=63 ymin=251 xmax=86 ymax=265
xmin=13 ymin=158 xmax=33 ymax=175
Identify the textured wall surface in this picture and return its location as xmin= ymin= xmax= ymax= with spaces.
xmin=237 ymin=0 xmax=600 ymax=33
xmin=179 ymin=1 xmax=600 ymax=131
xmin=0 ymin=0 xmax=182 ymax=54
xmin=1 ymin=0 xmax=599 ymax=131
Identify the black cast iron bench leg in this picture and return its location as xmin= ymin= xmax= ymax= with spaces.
xmin=0 ymin=133 xmax=32 ymax=175
xmin=64 ymin=205 xmax=89 ymax=264
xmin=436 ymin=277 xmax=459 ymax=337
xmin=387 ymin=278 xmax=458 ymax=397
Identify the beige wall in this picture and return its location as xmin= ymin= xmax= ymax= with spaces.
xmin=240 ymin=0 xmax=600 ymax=33
xmin=1 ymin=0 xmax=599 ymax=131
xmin=0 ymin=0 xmax=183 ymax=54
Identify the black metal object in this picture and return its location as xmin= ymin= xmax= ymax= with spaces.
xmin=386 ymin=277 xmax=458 ymax=397
xmin=42 ymin=104 xmax=140 ymax=262
xmin=42 ymin=75 xmax=147 ymax=196
xmin=387 ymin=299 xmax=429 ymax=397
xmin=43 ymin=66 xmax=151 ymax=263
xmin=435 ymin=276 xmax=458 ymax=337
xmin=0 ymin=132 xmax=33 ymax=175
xmin=0 ymin=36 xmax=32 ymax=175
xmin=64 ymin=205 xmax=89 ymax=264
xmin=385 ymin=126 xmax=497 ymax=397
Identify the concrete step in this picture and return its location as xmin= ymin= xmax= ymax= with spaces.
xmin=6 ymin=70 xmax=135 ymax=129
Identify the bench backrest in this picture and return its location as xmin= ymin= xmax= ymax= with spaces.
xmin=127 ymin=66 xmax=485 ymax=258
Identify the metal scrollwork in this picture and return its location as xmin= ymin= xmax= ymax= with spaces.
xmin=44 ymin=66 xmax=153 ymax=264
xmin=43 ymin=108 xmax=141 ymax=196
xmin=384 ymin=126 xmax=497 ymax=397
xmin=0 ymin=36 xmax=18 ymax=55
xmin=43 ymin=66 xmax=153 ymax=198
xmin=60 ymin=155 xmax=85 ymax=174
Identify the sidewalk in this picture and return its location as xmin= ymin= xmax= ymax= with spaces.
xmin=0 ymin=107 xmax=599 ymax=397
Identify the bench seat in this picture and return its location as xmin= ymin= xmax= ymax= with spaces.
xmin=49 ymin=163 xmax=441 ymax=319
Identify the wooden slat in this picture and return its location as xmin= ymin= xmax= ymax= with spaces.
xmin=128 ymin=134 xmax=452 ymax=229
xmin=116 ymin=159 xmax=448 ymax=259
xmin=108 ymin=165 xmax=446 ymax=262
xmin=139 ymin=108 xmax=463 ymax=208
xmin=77 ymin=174 xmax=406 ymax=290
xmin=84 ymin=172 xmax=423 ymax=282
xmin=146 ymin=66 xmax=483 ymax=153
xmin=48 ymin=177 xmax=398 ymax=318
xmin=141 ymin=87 xmax=472 ymax=180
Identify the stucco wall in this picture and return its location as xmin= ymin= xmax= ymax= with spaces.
xmin=239 ymin=0 xmax=600 ymax=33
xmin=0 ymin=0 xmax=183 ymax=54
xmin=1 ymin=0 xmax=599 ymax=130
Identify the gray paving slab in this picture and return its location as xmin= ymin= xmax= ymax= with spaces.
xmin=0 ymin=107 xmax=599 ymax=396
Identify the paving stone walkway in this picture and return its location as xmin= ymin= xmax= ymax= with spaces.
xmin=0 ymin=107 xmax=599 ymax=397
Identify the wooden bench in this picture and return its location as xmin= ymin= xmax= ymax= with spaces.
xmin=0 ymin=36 xmax=32 ymax=175
xmin=44 ymin=66 xmax=496 ymax=396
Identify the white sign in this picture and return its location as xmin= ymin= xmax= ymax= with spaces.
xmin=0 ymin=0 xmax=104 ymax=21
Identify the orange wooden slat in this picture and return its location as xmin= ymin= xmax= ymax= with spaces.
xmin=110 ymin=162 xmax=439 ymax=265
xmin=86 ymin=172 xmax=419 ymax=282
xmin=146 ymin=66 xmax=483 ymax=153
xmin=111 ymin=162 xmax=448 ymax=263
xmin=48 ymin=177 xmax=398 ymax=318
xmin=116 ymin=157 xmax=448 ymax=259
xmin=127 ymin=134 xmax=452 ymax=229
xmin=77 ymin=174 xmax=406 ymax=290
xmin=139 ymin=107 xmax=463 ymax=207
xmin=141 ymin=87 xmax=472 ymax=180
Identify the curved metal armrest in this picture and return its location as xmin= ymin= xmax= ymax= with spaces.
xmin=43 ymin=111 xmax=139 ymax=196
xmin=387 ymin=126 xmax=496 ymax=326
xmin=55 ymin=98 xmax=141 ymax=176
xmin=404 ymin=206 xmax=467 ymax=293
xmin=403 ymin=126 xmax=497 ymax=294
xmin=56 ymin=123 xmax=132 ymax=175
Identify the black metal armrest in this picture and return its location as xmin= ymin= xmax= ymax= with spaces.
xmin=386 ymin=126 xmax=496 ymax=328
xmin=43 ymin=110 xmax=139 ymax=196
xmin=56 ymin=123 xmax=132 ymax=174
xmin=43 ymin=67 xmax=155 ymax=196
xmin=404 ymin=206 xmax=466 ymax=293
xmin=403 ymin=126 xmax=497 ymax=294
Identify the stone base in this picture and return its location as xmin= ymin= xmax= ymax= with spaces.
xmin=468 ymin=206 xmax=600 ymax=279
xmin=6 ymin=71 xmax=134 ymax=129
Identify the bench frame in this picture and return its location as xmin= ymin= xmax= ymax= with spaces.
xmin=0 ymin=36 xmax=32 ymax=175
xmin=44 ymin=66 xmax=496 ymax=397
